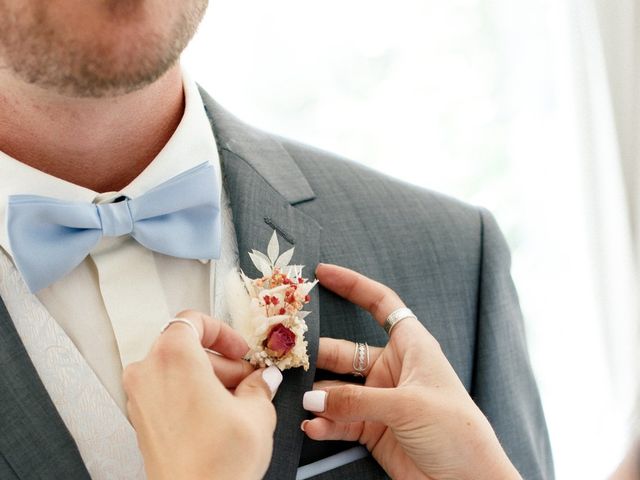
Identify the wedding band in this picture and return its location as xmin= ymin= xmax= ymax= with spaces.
xmin=351 ymin=342 xmax=370 ymax=376
xmin=383 ymin=308 xmax=417 ymax=335
xmin=160 ymin=318 xmax=200 ymax=340
xmin=160 ymin=319 xmax=218 ymax=356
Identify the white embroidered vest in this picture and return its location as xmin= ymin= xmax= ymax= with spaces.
xmin=0 ymin=193 xmax=240 ymax=479
xmin=0 ymin=250 xmax=146 ymax=480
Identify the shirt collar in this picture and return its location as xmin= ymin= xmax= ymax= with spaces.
xmin=0 ymin=66 xmax=221 ymax=259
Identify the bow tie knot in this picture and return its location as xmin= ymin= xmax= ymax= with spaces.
xmin=97 ymin=200 xmax=134 ymax=237
xmin=7 ymin=162 xmax=222 ymax=293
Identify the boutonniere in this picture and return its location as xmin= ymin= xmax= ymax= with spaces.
xmin=226 ymin=231 xmax=317 ymax=371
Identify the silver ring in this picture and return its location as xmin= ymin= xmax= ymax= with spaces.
xmin=161 ymin=318 xmax=200 ymax=340
xmin=383 ymin=308 xmax=417 ymax=335
xmin=351 ymin=342 xmax=370 ymax=376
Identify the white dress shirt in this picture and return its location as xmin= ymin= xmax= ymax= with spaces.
xmin=0 ymin=68 xmax=239 ymax=413
xmin=0 ymin=69 xmax=368 ymax=479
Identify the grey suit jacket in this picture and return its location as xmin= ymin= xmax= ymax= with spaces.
xmin=0 ymin=91 xmax=554 ymax=479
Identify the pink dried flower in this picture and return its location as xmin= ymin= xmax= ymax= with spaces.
xmin=265 ymin=324 xmax=296 ymax=357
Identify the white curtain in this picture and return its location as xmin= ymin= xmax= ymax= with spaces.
xmin=494 ymin=1 xmax=638 ymax=476
xmin=545 ymin=0 xmax=639 ymax=475
xmin=184 ymin=1 xmax=640 ymax=477
xmin=595 ymin=0 xmax=640 ymax=248
xmin=593 ymin=1 xmax=640 ymax=433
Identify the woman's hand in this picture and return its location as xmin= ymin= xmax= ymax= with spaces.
xmin=123 ymin=310 xmax=282 ymax=480
xmin=610 ymin=441 xmax=640 ymax=480
xmin=302 ymin=264 xmax=521 ymax=480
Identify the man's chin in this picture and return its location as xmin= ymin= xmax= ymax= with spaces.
xmin=0 ymin=0 xmax=208 ymax=99
xmin=2 ymin=37 xmax=183 ymax=99
xmin=30 ymin=61 xmax=179 ymax=99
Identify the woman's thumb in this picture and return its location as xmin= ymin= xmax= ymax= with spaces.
xmin=303 ymin=384 xmax=396 ymax=424
xmin=235 ymin=365 xmax=283 ymax=401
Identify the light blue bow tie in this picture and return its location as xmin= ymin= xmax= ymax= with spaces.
xmin=7 ymin=162 xmax=221 ymax=293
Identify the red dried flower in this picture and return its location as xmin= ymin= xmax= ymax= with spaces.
xmin=265 ymin=324 xmax=296 ymax=357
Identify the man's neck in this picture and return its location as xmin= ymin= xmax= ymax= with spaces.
xmin=0 ymin=65 xmax=185 ymax=193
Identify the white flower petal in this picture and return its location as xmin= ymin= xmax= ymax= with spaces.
xmin=251 ymin=250 xmax=272 ymax=265
xmin=275 ymin=247 xmax=295 ymax=268
xmin=240 ymin=272 xmax=257 ymax=297
xmin=282 ymin=264 xmax=305 ymax=278
xmin=259 ymin=284 xmax=289 ymax=295
xmin=225 ymin=269 xmax=254 ymax=340
xmin=298 ymin=280 xmax=318 ymax=296
xmin=249 ymin=252 xmax=273 ymax=277
xmin=267 ymin=231 xmax=280 ymax=263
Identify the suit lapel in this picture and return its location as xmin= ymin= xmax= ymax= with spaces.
xmin=230 ymin=181 xmax=321 ymax=480
xmin=202 ymin=91 xmax=322 ymax=479
xmin=0 ymin=90 xmax=323 ymax=480
xmin=0 ymin=297 xmax=89 ymax=479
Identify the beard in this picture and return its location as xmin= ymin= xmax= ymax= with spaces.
xmin=0 ymin=0 xmax=208 ymax=98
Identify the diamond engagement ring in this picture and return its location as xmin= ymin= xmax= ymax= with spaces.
xmin=352 ymin=342 xmax=370 ymax=377
xmin=383 ymin=308 xmax=417 ymax=335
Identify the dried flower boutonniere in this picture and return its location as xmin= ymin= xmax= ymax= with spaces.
xmin=226 ymin=231 xmax=317 ymax=371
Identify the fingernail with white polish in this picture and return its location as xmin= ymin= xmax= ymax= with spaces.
xmin=262 ymin=366 xmax=283 ymax=398
xmin=300 ymin=420 xmax=310 ymax=432
xmin=303 ymin=390 xmax=327 ymax=413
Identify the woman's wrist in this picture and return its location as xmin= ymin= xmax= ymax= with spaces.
xmin=472 ymin=436 xmax=522 ymax=480
xmin=482 ymin=456 xmax=522 ymax=480
xmin=456 ymin=415 xmax=522 ymax=480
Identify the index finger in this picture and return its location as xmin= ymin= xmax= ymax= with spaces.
xmin=315 ymin=264 xmax=405 ymax=326
xmin=173 ymin=309 xmax=250 ymax=359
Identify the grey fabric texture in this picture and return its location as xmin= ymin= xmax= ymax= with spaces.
xmin=0 ymin=453 xmax=19 ymax=480
xmin=203 ymin=91 xmax=554 ymax=480
xmin=471 ymin=210 xmax=555 ymax=474
xmin=0 ymin=90 xmax=554 ymax=480
xmin=0 ymin=293 xmax=89 ymax=479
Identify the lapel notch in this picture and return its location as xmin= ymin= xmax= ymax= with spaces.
xmin=199 ymin=87 xmax=315 ymax=206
